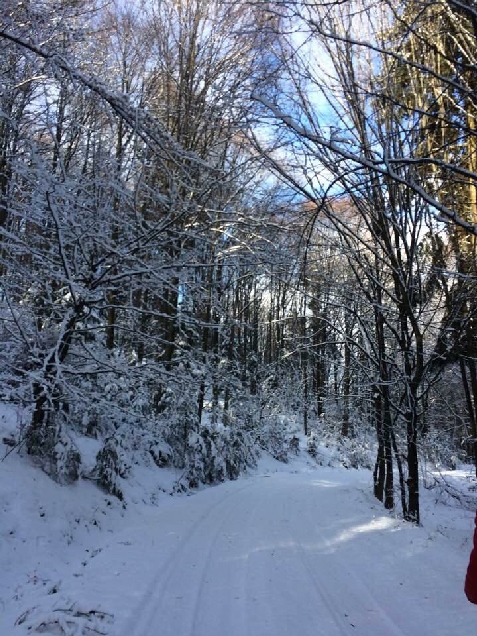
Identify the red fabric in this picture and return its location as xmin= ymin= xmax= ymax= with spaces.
xmin=465 ymin=511 xmax=477 ymax=604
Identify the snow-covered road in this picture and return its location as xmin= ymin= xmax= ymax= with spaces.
xmin=5 ymin=462 xmax=476 ymax=636
xmin=66 ymin=467 xmax=475 ymax=636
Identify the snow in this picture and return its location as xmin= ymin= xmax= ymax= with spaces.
xmin=1 ymin=405 xmax=477 ymax=636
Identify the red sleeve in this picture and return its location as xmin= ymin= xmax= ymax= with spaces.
xmin=465 ymin=512 xmax=477 ymax=604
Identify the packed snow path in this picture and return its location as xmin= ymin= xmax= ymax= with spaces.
xmin=5 ymin=464 xmax=475 ymax=635
xmin=79 ymin=468 xmax=474 ymax=636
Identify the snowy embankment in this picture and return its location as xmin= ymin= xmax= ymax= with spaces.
xmin=1 ymin=406 xmax=477 ymax=636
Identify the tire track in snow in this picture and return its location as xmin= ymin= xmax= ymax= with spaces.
xmin=292 ymin=486 xmax=408 ymax=636
xmin=186 ymin=483 xmax=266 ymax=636
xmin=274 ymin=479 xmax=352 ymax=636
xmin=293 ymin=535 xmax=376 ymax=636
xmin=117 ymin=480 xmax=256 ymax=636
xmin=117 ymin=471 xmax=438 ymax=636
xmin=238 ymin=474 xmax=350 ymax=636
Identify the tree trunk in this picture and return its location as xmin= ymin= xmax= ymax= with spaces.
xmin=461 ymin=358 xmax=477 ymax=477
xmin=373 ymin=387 xmax=385 ymax=501
xmin=382 ymin=386 xmax=394 ymax=510
xmin=404 ymin=391 xmax=420 ymax=524
xmin=341 ymin=337 xmax=351 ymax=437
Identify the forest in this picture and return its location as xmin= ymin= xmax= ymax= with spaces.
xmin=1 ymin=0 xmax=477 ymax=527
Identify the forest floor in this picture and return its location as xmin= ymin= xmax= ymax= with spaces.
xmin=1 ymin=406 xmax=477 ymax=635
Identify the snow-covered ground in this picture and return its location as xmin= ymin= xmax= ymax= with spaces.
xmin=1 ymin=405 xmax=477 ymax=636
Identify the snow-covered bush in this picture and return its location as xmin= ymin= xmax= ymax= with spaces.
xmin=261 ymin=429 xmax=289 ymax=462
xmin=27 ymin=418 xmax=81 ymax=485
xmin=50 ymin=427 xmax=82 ymax=484
xmin=15 ymin=598 xmax=114 ymax=635
xmin=225 ymin=427 xmax=258 ymax=479
xmin=183 ymin=424 xmax=257 ymax=488
xmin=337 ymin=437 xmax=372 ymax=470
xmin=421 ymin=428 xmax=466 ymax=470
xmin=184 ymin=431 xmax=208 ymax=487
xmin=94 ymin=437 xmax=131 ymax=500
xmin=289 ymin=434 xmax=300 ymax=455
xmin=149 ymin=440 xmax=173 ymax=468
xmin=258 ymin=414 xmax=301 ymax=463
xmin=158 ymin=383 xmax=200 ymax=468
xmin=307 ymin=431 xmax=319 ymax=458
